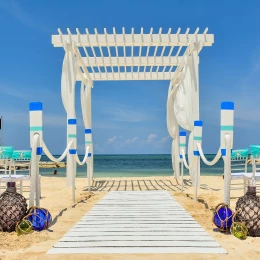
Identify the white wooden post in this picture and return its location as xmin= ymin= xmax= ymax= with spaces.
xmin=67 ymin=118 xmax=77 ymax=203
xmin=84 ymin=84 xmax=93 ymax=191
xmin=86 ymin=84 xmax=93 ymax=181
xmin=29 ymin=102 xmax=43 ymax=207
xmin=65 ymin=44 xmax=77 ymax=203
xmin=193 ymin=120 xmax=202 ymax=202
xmin=179 ymin=131 xmax=186 ymax=192
xmin=188 ymin=48 xmax=200 ymax=188
xmin=221 ymin=102 xmax=234 ymax=205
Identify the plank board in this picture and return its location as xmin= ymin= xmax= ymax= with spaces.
xmin=60 ymin=235 xmax=214 ymax=241
xmin=47 ymin=190 xmax=226 ymax=254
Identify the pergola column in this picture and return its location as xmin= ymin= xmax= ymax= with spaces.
xmin=65 ymin=44 xmax=77 ymax=202
xmin=190 ymin=46 xmax=200 ymax=187
xmin=85 ymin=84 xmax=93 ymax=186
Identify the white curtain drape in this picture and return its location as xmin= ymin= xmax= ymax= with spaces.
xmin=167 ymin=51 xmax=199 ymax=184
xmin=167 ymin=84 xmax=180 ymax=178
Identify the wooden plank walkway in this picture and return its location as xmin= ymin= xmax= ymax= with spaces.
xmin=47 ymin=190 xmax=226 ymax=254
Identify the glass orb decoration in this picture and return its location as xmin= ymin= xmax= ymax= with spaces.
xmin=0 ymin=182 xmax=27 ymax=232
xmin=235 ymin=185 xmax=260 ymax=237
xmin=24 ymin=207 xmax=52 ymax=232
xmin=16 ymin=220 xmax=33 ymax=236
xmin=213 ymin=203 xmax=233 ymax=232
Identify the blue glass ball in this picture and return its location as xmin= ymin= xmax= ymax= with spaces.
xmin=27 ymin=208 xmax=52 ymax=231
xmin=213 ymin=204 xmax=233 ymax=231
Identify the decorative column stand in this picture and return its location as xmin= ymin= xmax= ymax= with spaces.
xmin=193 ymin=120 xmax=203 ymax=202
xmin=65 ymin=44 xmax=77 ymax=203
xmin=221 ymin=102 xmax=234 ymax=205
xmin=85 ymin=84 xmax=93 ymax=192
xmin=29 ymin=102 xmax=43 ymax=207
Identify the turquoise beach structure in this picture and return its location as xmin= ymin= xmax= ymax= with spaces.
xmin=28 ymin=27 xmax=234 ymax=206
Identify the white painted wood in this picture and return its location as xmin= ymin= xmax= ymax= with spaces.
xmin=82 ymin=216 xmax=194 ymax=220
xmin=52 ymin=30 xmax=214 ymax=47
xmin=60 ymin=235 xmax=215 ymax=242
xmin=64 ymin=231 xmax=210 ymax=236
xmin=48 ymin=191 xmax=226 ymax=254
xmin=77 ymin=72 xmax=175 ymax=81
xmin=82 ymin=56 xmax=180 ymax=67
xmin=84 ymin=211 xmax=189 ymax=214
xmin=87 ymin=212 xmax=190 ymax=215
xmin=92 ymin=205 xmax=182 ymax=208
xmin=90 ymin=207 xmax=186 ymax=210
xmin=82 ymin=217 xmax=194 ymax=220
xmin=87 ymin=210 xmax=187 ymax=213
xmin=78 ymin=220 xmax=196 ymax=224
xmin=73 ymin=223 xmax=201 ymax=228
xmin=89 ymin=207 xmax=186 ymax=210
xmin=54 ymin=240 xmax=220 ymax=247
xmin=47 ymin=247 xmax=226 ymax=254
xmin=69 ymin=227 xmax=205 ymax=232
xmin=95 ymin=202 xmax=179 ymax=204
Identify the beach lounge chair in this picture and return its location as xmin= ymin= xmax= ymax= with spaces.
xmin=11 ymin=150 xmax=32 ymax=196
xmin=0 ymin=147 xmax=33 ymax=197
xmin=230 ymin=149 xmax=249 ymax=196
xmin=0 ymin=146 xmax=19 ymax=194
xmin=0 ymin=146 xmax=13 ymax=175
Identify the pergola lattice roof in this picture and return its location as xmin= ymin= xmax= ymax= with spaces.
xmin=52 ymin=27 xmax=214 ymax=82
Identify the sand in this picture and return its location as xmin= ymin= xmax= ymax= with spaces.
xmin=0 ymin=176 xmax=259 ymax=260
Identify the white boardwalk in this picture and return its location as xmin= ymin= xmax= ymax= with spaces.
xmin=48 ymin=191 xmax=226 ymax=254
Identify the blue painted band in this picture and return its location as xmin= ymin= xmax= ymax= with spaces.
xmin=68 ymin=119 xmax=76 ymax=124
xmin=179 ymin=131 xmax=186 ymax=136
xmin=36 ymin=147 xmax=42 ymax=155
xmin=180 ymin=155 xmax=183 ymax=159
xmin=85 ymin=129 xmax=92 ymax=134
xmin=88 ymin=153 xmax=92 ymax=157
xmin=29 ymin=102 xmax=42 ymax=111
xmin=221 ymin=101 xmax=234 ymax=110
xmin=221 ymin=148 xmax=226 ymax=156
xmin=194 ymin=120 xmax=203 ymax=126
xmin=69 ymin=149 xmax=77 ymax=154
xmin=193 ymin=151 xmax=200 ymax=156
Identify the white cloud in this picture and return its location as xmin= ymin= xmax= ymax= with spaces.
xmin=106 ymin=136 xmax=117 ymax=144
xmin=161 ymin=136 xmax=170 ymax=143
xmin=124 ymin=137 xmax=138 ymax=144
xmin=146 ymin=134 xmax=157 ymax=143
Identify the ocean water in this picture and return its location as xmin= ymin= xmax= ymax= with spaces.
xmin=33 ymin=154 xmax=251 ymax=178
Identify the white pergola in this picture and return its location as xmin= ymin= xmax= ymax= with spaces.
xmin=51 ymin=27 xmax=214 ymax=199
xmin=52 ymin=27 xmax=213 ymax=81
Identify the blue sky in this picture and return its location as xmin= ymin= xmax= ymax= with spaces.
xmin=0 ymin=0 xmax=260 ymax=154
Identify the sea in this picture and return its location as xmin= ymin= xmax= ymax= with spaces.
xmin=35 ymin=154 xmax=251 ymax=178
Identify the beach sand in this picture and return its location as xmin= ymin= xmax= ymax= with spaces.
xmin=0 ymin=176 xmax=259 ymax=260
